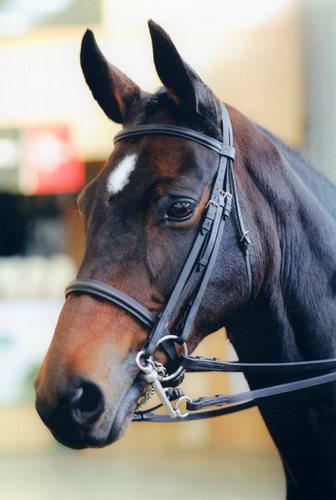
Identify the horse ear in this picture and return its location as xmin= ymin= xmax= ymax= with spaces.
xmin=148 ymin=20 xmax=211 ymax=115
xmin=80 ymin=30 xmax=140 ymax=123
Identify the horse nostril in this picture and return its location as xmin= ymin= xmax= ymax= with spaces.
xmin=71 ymin=381 xmax=105 ymax=425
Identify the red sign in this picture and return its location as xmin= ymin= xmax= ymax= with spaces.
xmin=21 ymin=126 xmax=84 ymax=195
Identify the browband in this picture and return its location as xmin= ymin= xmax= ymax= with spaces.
xmin=114 ymin=124 xmax=236 ymax=160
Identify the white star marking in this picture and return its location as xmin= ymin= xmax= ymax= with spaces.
xmin=107 ymin=154 xmax=138 ymax=195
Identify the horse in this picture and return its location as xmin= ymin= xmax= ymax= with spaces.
xmin=34 ymin=21 xmax=336 ymax=499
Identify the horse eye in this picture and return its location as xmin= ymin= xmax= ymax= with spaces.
xmin=166 ymin=200 xmax=196 ymax=221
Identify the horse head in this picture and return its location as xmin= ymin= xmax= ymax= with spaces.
xmin=34 ymin=21 xmax=257 ymax=449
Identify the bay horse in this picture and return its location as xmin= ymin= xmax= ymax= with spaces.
xmin=35 ymin=21 xmax=336 ymax=499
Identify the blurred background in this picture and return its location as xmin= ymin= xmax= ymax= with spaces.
xmin=0 ymin=0 xmax=335 ymax=498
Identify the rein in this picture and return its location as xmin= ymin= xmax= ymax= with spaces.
xmin=66 ymin=103 xmax=336 ymax=422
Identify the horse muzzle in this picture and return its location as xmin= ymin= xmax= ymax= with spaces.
xmin=35 ymin=372 xmax=145 ymax=449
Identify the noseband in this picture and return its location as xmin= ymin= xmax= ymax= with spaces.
xmin=66 ymin=103 xmax=336 ymax=422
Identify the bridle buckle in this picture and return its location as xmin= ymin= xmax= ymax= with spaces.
xmin=205 ymin=199 xmax=220 ymax=210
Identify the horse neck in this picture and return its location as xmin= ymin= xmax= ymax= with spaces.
xmin=232 ymin=118 xmax=336 ymax=362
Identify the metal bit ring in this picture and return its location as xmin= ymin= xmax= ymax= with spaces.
xmin=157 ymin=334 xmax=188 ymax=382
xmin=135 ymin=351 xmax=152 ymax=374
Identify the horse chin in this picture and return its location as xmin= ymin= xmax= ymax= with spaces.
xmin=106 ymin=379 xmax=146 ymax=445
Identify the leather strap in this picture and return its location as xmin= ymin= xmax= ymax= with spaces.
xmin=114 ymin=124 xmax=236 ymax=159
xmin=142 ymin=102 xmax=238 ymax=357
xmin=132 ymin=400 xmax=256 ymax=422
xmin=230 ymin=168 xmax=253 ymax=301
xmin=132 ymin=354 xmax=336 ymax=422
xmin=65 ymin=279 xmax=157 ymax=328
xmin=182 ymin=354 xmax=336 ymax=373
xmin=187 ymin=370 xmax=336 ymax=411
xmin=132 ymin=368 xmax=336 ymax=422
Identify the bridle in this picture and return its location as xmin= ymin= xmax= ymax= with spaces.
xmin=66 ymin=103 xmax=336 ymax=422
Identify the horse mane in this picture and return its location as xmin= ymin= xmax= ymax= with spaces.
xmin=257 ymin=125 xmax=336 ymax=220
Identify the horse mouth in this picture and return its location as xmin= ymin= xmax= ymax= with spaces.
xmin=106 ymin=378 xmax=146 ymax=445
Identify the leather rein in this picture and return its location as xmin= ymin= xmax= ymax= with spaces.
xmin=66 ymin=103 xmax=336 ymax=422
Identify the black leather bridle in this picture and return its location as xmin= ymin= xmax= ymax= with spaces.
xmin=66 ymin=103 xmax=336 ymax=422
